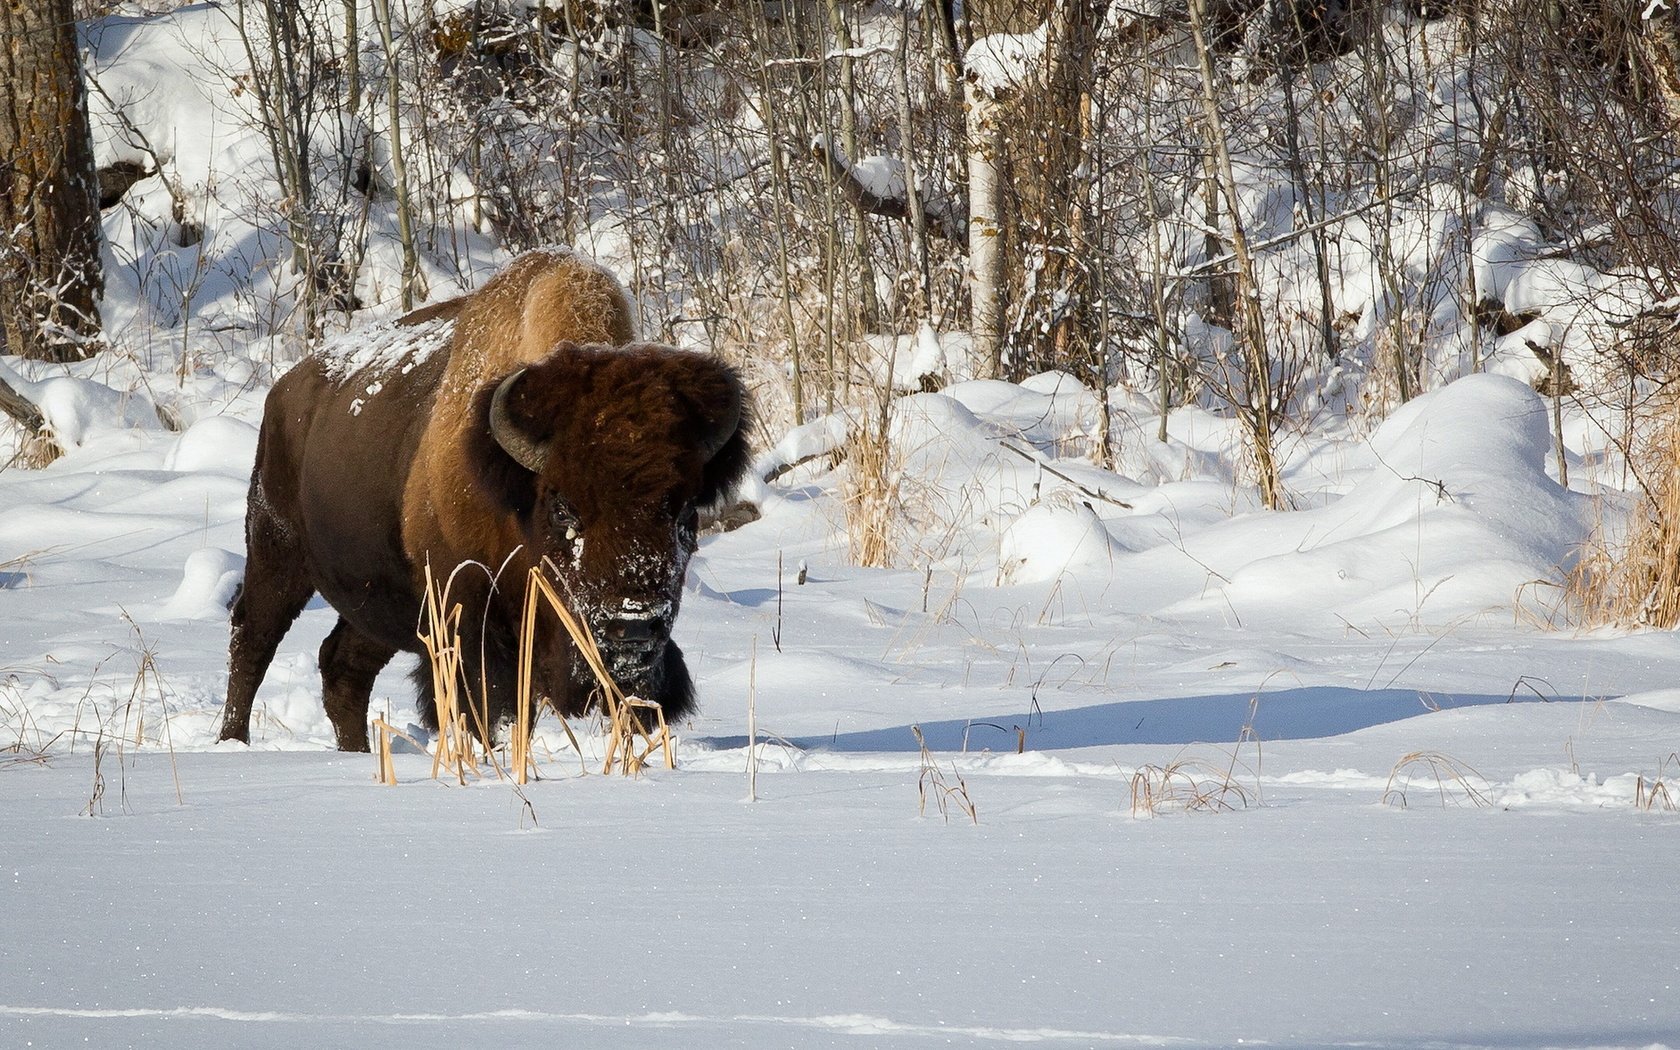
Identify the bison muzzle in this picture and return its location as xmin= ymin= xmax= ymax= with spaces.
xmin=217 ymin=249 xmax=752 ymax=750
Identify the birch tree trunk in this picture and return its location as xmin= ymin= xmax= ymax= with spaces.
xmin=965 ymin=77 xmax=1004 ymax=381
xmin=371 ymin=0 xmax=423 ymax=311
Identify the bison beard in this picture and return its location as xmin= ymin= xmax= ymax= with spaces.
xmin=217 ymin=250 xmax=752 ymax=751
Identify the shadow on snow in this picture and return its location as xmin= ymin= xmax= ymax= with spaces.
xmin=700 ymin=686 xmax=1555 ymax=753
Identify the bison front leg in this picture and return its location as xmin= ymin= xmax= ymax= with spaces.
xmin=220 ymin=504 xmax=314 ymax=745
xmin=318 ymin=618 xmax=397 ymax=752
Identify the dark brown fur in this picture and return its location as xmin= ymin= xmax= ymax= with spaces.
xmin=218 ymin=251 xmax=751 ymax=751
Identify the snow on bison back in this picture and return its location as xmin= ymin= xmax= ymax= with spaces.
xmin=217 ymin=249 xmax=753 ymax=751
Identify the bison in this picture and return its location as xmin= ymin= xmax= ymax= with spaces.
xmin=217 ymin=249 xmax=751 ymax=751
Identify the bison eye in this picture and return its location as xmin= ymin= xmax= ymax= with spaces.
xmin=547 ymin=498 xmax=580 ymax=541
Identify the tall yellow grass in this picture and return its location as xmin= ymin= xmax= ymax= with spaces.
xmin=842 ymin=422 xmax=899 ymax=569
xmin=1572 ymin=391 xmax=1680 ymax=627
xmin=522 ymin=558 xmax=673 ymax=776
xmin=391 ymin=558 xmax=674 ymax=786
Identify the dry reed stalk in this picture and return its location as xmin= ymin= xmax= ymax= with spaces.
xmin=1636 ymin=773 xmax=1675 ymax=811
xmin=746 ymin=636 xmax=758 ymax=802
xmin=526 ymin=561 xmax=673 ymax=776
xmin=372 ymin=718 xmax=398 ymax=785
xmin=1636 ymin=753 xmax=1678 ymax=811
xmin=511 ymin=584 xmax=534 ymax=784
xmin=1381 ymin=751 xmax=1490 ymax=808
xmin=509 ymin=675 xmax=533 ymax=785
xmin=419 ymin=562 xmax=478 ymax=784
xmin=610 ymin=697 xmax=673 ymax=775
xmin=912 ymin=725 xmax=978 ymax=824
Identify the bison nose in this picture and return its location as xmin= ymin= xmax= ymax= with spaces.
xmin=603 ymin=615 xmax=659 ymax=645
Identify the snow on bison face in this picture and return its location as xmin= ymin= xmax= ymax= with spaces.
xmin=475 ymin=341 xmax=748 ymax=706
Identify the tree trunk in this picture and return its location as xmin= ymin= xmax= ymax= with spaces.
xmin=1635 ymin=5 xmax=1680 ymax=133
xmin=1187 ymin=0 xmax=1286 ymax=510
xmin=823 ymin=0 xmax=883 ymax=332
xmin=371 ymin=0 xmax=422 ymax=311
xmin=0 ymin=0 xmax=105 ymax=362
xmin=965 ymin=77 xmax=1004 ymax=381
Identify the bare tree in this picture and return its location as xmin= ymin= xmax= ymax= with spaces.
xmin=1187 ymin=0 xmax=1285 ymax=509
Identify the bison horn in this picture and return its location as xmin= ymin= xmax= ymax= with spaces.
xmin=701 ymin=384 xmax=743 ymax=462
xmin=489 ymin=369 xmax=550 ymax=474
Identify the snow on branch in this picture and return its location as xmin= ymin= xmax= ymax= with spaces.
xmin=810 ymin=135 xmax=966 ymax=242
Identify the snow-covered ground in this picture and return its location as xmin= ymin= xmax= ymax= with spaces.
xmin=4 ymin=4 xmax=1679 ymax=1047
xmin=4 ymin=356 xmax=1679 ymax=1049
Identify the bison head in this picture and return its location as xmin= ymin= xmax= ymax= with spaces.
xmin=466 ymin=342 xmax=750 ymax=711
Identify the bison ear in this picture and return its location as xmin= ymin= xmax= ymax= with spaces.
xmin=464 ymin=373 xmax=545 ymax=519
xmin=692 ymin=365 xmax=753 ymax=508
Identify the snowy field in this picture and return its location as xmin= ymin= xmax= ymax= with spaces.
xmin=4 ymin=358 xmax=1679 ymax=1050
xmin=3 ymin=4 xmax=1680 ymax=1048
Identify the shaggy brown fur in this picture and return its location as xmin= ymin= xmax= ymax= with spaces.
xmin=218 ymin=249 xmax=751 ymax=751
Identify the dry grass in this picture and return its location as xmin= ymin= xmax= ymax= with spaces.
xmin=0 ymin=547 xmax=44 ymax=586
xmin=8 ymin=432 xmax=63 ymax=470
xmin=1381 ymin=751 xmax=1490 ymax=809
xmin=1570 ymin=389 xmax=1680 ymax=627
xmin=1636 ymin=753 xmax=1679 ymax=812
xmin=77 ymin=614 xmax=185 ymax=815
xmin=1128 ymin=757 xmax=1254 ymax=817
xmin=409 ymin=557 xmax=674 ymax=786
xmin=417 ymin=561 xmax=501 ymax=783
xmin=1129 ymin=698 xmax=1264 ymax=818
xmin=912 ymin=725 xmax=977 ymax=825
xmin=1 ymin=671 xmax=54 ymax=757
xmin=525 ymin=560 xmax=673 ymax=776
xmin=1 ymin=745 xmax=50 ymax=770
xmin=842 ymin=419 xmax=900 ymax=569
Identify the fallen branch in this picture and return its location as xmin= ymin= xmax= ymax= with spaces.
xmin=0 ymin=372 xmax=46 ymax=436
xmin=763 ymin=448 xmax=843 ymax=484
xmin=0 ymin=371 xmax=60 ymax=466
xmin=1000 ymin=442 xmax=1133 ymax=509
xmin=809 ymin=136 xmax=965 ymax=243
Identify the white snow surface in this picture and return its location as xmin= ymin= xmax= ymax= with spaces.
xmin=3 ymin=6 xmax=1679 ymax=1048
xmin=4 ymin=360 xmax=1678 ymax=1050
xmin=966 ymin=26 xmax=1050 ymax=97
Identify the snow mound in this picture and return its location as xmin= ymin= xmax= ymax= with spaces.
xmin=158 ymin=547 xmax=245 ymax=620
xmin=29 ymin=373 xmax=160 ymax=448
xmin=163 ymin=415 xmax=258 ymax=475
xmin=944 ymin=371 xmax=1103 ymax=456
xmin=1175 ymin=374 xmax=1591 ymax=626
xmin=966 ymin=26 xmax=1049 ymax=97
xmin=1493 ymin=768 xmax=1652 ymax=809
xmin=999 ymin=498 xmax=1126 ymax=585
